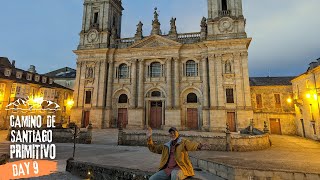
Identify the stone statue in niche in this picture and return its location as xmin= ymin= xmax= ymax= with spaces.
xmin=86 ymin=66 xmax=94 ymax=79
xmin=225 ymin=61 xmax=232 ymax=73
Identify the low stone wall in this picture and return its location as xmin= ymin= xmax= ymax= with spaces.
xmin=7 ymin=127 xmax=92 ymax=144
xmin=190 ymin=157 xmax=320 ymax=180
xmin=66 ymin=159 xmax=202 ymax=180
xmin=66 ymin=159 xmax=153 ymax=180
xmin=118 ymin=130 xmax=271 ymax=152
xmin=50 ymin=128 xmax=92 ymax=144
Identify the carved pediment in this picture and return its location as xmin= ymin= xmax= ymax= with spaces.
xmin=129 ymin=35 xmax=181 ymax=48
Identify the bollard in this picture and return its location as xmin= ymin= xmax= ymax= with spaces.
xmin=226 ymin=123 xmax=232 ymax=152
xmin=86 ymin=123 xmax=93 ymax=144
xmin=263 ymin=121 xmax=269 ymax=134
xmin=118 ymin=122 xmax=123 ymax=145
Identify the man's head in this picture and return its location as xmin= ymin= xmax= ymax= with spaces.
xmin=168 ymin=127 xmax=179 ymax=141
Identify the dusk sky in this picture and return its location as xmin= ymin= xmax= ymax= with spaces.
xmin=0 ymin=0 xmax=319 ymax=77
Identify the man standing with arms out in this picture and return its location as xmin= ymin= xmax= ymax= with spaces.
xmin=147 ymin=127 xmax=208 ymax=180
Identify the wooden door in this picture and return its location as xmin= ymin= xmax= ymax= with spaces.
xmin=118 ymin=108 xmax=128 ymax=128
xmin=150 ymin=101 xmax=162 ymax=129
xmin=187 ymin=108 xmax=198 ymax=130
xmin=227 ymin=112 xmax=236 ymax=132
xmin=83 ymin=111 xmax=90 ymax=128
xmin=270 ymin=118 xmax=282 ymax=135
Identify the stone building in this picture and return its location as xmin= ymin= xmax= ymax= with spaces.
xmin=249 ymin=77 xmax=296 ymax=135
xmin=71 ymin=0 xmax=253 ymax=131
xmin=45 ymin=67 xmax=76 ymax=90
xmin=291 ymin=58 xmax=320 ymax=141
xmin=0 ymin=57 xmax=74 ymax=129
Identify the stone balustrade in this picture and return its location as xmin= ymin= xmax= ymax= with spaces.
xmin=218 ymin=10 xmax=231 ymax=17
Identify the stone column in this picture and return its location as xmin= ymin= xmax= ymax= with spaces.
xmin=166 ymin=58 xmax=172 ymax=108
xmin=202 ymin=56 xmax=209 ymax=108
xmin=73 ymin=62 xmax=82 ymax=107
xmin=137 ymin=59 xmax=144 ymax=108
xmin=131 ymin=59 xmax=137 ymax=108
xmin=215 ymin=54 xmax=224 ymax=107
xmin=174 ymin=58 xmax=180 ymax=108
xmin=241 ymin=52 xmax=252 ymax=107
xmin=106 ymin=60 xmax=114 ymax=108
xmin=208 ymin=55 xmax=217 ymax=108
xmin=78 ymin=62 xmax=87 ymax=106
xmin=234 ymin=53 xmax=244 ymax=107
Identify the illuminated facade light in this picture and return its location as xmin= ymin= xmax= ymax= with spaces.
xmin=287 ymin=98 xmax=292 ymax=103
xmin=306 ymin=93 xmax=311 ymax=99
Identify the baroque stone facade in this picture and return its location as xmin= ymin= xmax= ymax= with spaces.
xmin=71 ymin=0 xmax=253 ymax=132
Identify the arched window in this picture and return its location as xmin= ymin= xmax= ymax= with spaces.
xmin=187 ymin=93 xmax=198 ymax=103
xmin=119 ymin=64 xmax=128 ymax=79
xmin=150 ymin=62 xmax=161 ymax=77
xmin=225 ymin=61 xmax=231 ymax=73
xmin=186 ymin=60 xmax=197 ymax=77
xmin=151 ymin=91 xmax=161 ymax=97
xmin=118 ymin=94 xmax=128 ymax=103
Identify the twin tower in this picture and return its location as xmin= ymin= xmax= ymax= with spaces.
xmin=78 ymin=0 xmax=246 ymax=49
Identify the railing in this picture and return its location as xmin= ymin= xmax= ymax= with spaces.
xmin=177 ymin=32 xmax=201 ymax=44
xmin=219 ymin=10 xmax=231 ymax=17
xmin=115 ymin=37 xmax=135 ymax=48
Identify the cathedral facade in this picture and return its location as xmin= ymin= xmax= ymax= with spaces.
xmin=71 ymin=0 xmax=253 ymax=132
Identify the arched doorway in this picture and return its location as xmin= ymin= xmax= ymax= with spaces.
xmin=186 ymin=93 xmax=199 ymax=130
xmin=118 ymin=94 xmax=128 ymax=128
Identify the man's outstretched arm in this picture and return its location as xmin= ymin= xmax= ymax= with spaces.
xmin=146 ymin=127 xmax=164 ymax=154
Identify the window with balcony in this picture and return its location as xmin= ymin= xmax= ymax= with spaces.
xmin=222 ymin=0 xmax=228 ymax=11
xmin=93 ymin=12 xmax=99 ymax=24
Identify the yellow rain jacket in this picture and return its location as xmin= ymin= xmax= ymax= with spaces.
xmin=147 ymin=137 xmax=199 ymax=177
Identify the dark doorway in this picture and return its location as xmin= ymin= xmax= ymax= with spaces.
xmin=118 ymin=108 xmax=128 ymax=128
xmin=227 ymin=112 xmax=236 ymax=132
xmin=82 ymin=111 xmax=90 ymax=128
xmin=150 ymin=101 xmax=162 ymax=129
xmin=270 ymin=118 xmax=282 ymax=135
xmin=187 ymin=108 xmax=198 ymax=130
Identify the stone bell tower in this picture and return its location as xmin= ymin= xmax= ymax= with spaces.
xmin=78 ymin=0 xmax=123 ymax=49
xmin=207 ymin=0 xmax=246 ymax=40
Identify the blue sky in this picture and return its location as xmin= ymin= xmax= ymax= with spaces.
xmin=0 ymin=0 xmax=319 ymax=76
